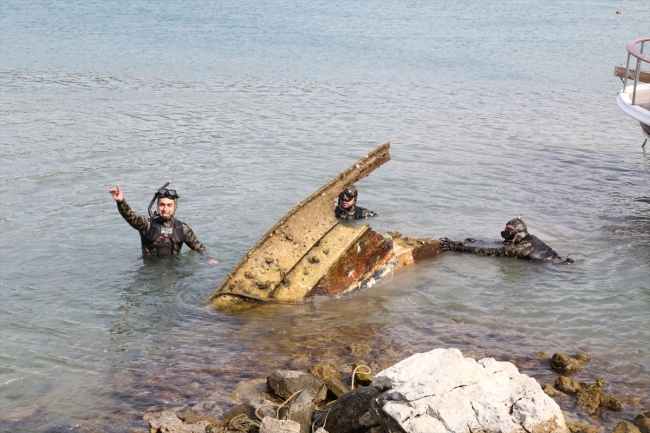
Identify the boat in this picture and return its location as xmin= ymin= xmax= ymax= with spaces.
xmin=208 ymin=142 xmax=443 ymax=307
xmin=614 ymin=38 xmax=650 ymax=146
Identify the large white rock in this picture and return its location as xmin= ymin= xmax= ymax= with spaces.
xmin=370 ymin=348 xmax=567 ymax=433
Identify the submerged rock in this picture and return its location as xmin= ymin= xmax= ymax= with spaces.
xmin=555 ymin=376 xmax=582 ymax=393
xmin=554 ymin=376 xmax=622 ymax=416
xmin=348 ymin=343 xmax=372 ymax=357
xmin=550 ymin=353 xmax=590 ymax=373
xmin=576 ymin=379 xmax=606 ymax=416
xmin=634 ymin=412 xmax=650 ymax=433
xmin=543 ymin=384 xmax=567 ymax=397
xmin=566 ymin=422 xmax=598 ymax=433
xmin=366 ymin=348 xmax=568 ymax=433
xmin=308 ymin=363 xmax=341 ymax=382
xmin=614 ymin=422 xmax=642 ymax=433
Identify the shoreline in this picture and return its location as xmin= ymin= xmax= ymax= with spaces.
xmin=141 ymin=346 xmax=647 ymax=433
xmin=2 ymin=319 xmax=649 ymax=432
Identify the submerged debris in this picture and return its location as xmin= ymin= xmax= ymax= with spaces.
xmin=554 ymin=376 xmax=622 ymax=416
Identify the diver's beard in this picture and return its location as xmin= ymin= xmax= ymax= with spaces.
xmin=159 ymin=213 xmax=174 ymax=222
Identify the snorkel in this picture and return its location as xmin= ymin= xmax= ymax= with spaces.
xmin=148 ymin=180 xmax=174 ymax=218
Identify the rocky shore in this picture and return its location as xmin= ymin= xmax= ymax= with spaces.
xmin=144 ymin=347 xmax=649 ymax=433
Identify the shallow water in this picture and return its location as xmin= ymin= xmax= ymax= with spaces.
xmin=1 ymin=1 xmax=649 ymax=431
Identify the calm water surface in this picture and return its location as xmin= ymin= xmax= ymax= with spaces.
xmin=1 ymin=1 xmax=649 ymax=432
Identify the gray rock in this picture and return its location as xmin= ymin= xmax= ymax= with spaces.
xmin=259 ymin=417 xmax=301 ymax=433
xmin=267 ymin=370 xmax=327 ymax=403
xmin=148 ymin=411 xmax=209 ymax=433
xmin=319 ymin=386 xmax=380 ymax=433
xmin=326 ymin=377 xmax=351 ymax=398
xmin=369 ymin=348 xmax=568 ymax=433
xmin=223 ymin=396 xmax=276 ymax=422
xmin=287 ymin=390 xmax=316 ymax=433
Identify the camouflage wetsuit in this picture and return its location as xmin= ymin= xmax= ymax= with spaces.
xmin=445 ymin=235 xmax=562 ymax=261
xmin=117 ymin=200 xmax=208 ymax=257
xmin=441 ymin=218 xmax=570 ymax=263
xmin=335 ymin=205 xmax=377 ymax=221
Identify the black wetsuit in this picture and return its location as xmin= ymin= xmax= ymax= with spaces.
xmin=447 ymin=234 xmax=564 ymax=262
xmin=335 ymin=205 xmax=377 ymax=221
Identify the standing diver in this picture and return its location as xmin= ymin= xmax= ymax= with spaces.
xmin=108 ymin=181 xmax=218 ymax=264
xmin=335 ymin=185 xmax=377 ymax=220
xmin=440 ymin=217 xmax=573 ymax=264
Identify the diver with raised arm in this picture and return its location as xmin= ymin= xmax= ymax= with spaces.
xmin=335 ymin=185 xmax=377 ymax=220
xmin=108 ymin=181 xmax=218 ymax=264
xmin=440 ymin=217 xmax=573 ymax=264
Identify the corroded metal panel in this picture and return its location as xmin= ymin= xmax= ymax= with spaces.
xmin=209 ymin=142 xmax=391 ymax=306
xmin=313 ymin=230 xmax=395 ymax=297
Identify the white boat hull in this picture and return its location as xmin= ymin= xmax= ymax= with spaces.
xmin=617 ymin=86 xmax=650 ymax=140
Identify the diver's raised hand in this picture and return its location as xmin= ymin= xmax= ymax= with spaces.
xmin=108 ymin=184 xmax=124 ymax=202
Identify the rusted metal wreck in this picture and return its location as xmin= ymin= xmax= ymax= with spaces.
xmin=208 ymin=142 xmax=442 ymax=308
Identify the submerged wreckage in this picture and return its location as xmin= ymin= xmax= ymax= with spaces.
xmin=209 ymin=142 xmax=442 ymax=307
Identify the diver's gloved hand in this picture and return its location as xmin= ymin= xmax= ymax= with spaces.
xmin=439 ymin=237 xmax=456 ymax=251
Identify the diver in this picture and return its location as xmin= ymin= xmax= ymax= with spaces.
xmin=108 ymin=181 xmax=218 ymax=264
xmin=335 ymin=185 xmax=377 ymax=220
xmin=440 ymin=217 xmax=573 ymax=264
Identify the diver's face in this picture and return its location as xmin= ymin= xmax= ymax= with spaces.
xmin=157 ymin=198 xmax=176 ymax=219
xmin=340 ymin=197 xmax=355 ymax=209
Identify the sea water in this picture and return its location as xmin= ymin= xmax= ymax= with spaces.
xmin=1 ymin=1 xmax=649 ymax=431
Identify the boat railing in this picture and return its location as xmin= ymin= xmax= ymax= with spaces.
xmin=621 ymin=38 xmax=650 ymax=105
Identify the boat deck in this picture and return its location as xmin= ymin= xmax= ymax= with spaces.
xmin=633 ymin=88 xmax=650 ymax=111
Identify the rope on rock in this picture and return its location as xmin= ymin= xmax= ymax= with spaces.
xmin=207 ymin=414 xmax=260 ymax=433
xmin=350 ymin=364 xmax=371 ymax=390
xmin=311 ymin=408 xmax=331 ymax=433
xmin=229 ymin=414 xmax=261 ymax=431
xmin=254 ymin=389 xmax=303 ymax=421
